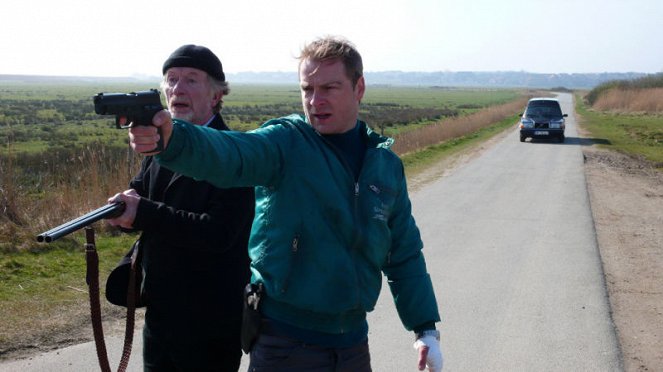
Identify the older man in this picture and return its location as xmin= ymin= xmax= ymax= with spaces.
xmin=108 ymin=44 xmax=254 ymax=371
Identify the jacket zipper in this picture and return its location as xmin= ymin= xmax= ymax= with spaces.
xmin=321 ymin=130 xmax=382 ymax=317
xmin=280 ymin=234 xmax=300 ymax=293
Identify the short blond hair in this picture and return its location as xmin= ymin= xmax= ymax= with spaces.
xmin=298 ymin=36 xmax=363 ymax=87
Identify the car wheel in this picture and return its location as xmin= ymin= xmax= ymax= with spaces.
xmin=520 ymin=135 xmax=526 ymax=142
xmin=559 ymin=134 xmax=565 ymax=143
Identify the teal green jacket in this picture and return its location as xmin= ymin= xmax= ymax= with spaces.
xmin=157 ymin=114 xmax=440 ymax=334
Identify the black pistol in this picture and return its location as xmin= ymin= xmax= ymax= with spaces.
xmin=93 ymin=89 xmax=164 ymax=152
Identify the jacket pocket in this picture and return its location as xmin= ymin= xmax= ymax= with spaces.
xmin=277 ymin=234 xmax=300 ymax=294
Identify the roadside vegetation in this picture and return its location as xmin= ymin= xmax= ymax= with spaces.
xmin=0 ymin=81 xmax=528 ymax=358
xmin=396 ymin=98 xmax=527 ymax=172
xmin=577 ymin=73 xmax=663 ymax=372
xmin=584 ymin=73 xmax=663 ymax=112
xmin=578 ymin=73 xmax=663 ymax=168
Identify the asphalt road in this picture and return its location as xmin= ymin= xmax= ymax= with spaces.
xmin=0 ymin=93 xmax=622 ymax=371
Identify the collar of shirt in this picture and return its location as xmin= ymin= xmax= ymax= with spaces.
xmin=202 ymin=114 xmax=216 ymax=127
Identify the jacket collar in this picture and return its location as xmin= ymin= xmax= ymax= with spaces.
xmin=281 ymin=114 xmax=394 ymax=150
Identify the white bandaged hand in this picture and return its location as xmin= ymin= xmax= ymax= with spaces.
xmin=413 ymin=334 xmax=443 ymax=371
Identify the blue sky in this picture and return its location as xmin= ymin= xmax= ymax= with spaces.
xmin=2 ymin=0 xmax=661 ymax=77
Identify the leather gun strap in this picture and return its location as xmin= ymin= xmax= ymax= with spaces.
xmin=85 ymin=227 xmax=112 ymax=372
xmin=117 ymin=242 xmax=140 ymax=372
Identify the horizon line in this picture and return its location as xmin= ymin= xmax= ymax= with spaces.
xmin=0 ymin=70 xmax=659 ymax=81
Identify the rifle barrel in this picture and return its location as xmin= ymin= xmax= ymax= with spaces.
xmin=36 ymin=202 xmax=126 ymax=243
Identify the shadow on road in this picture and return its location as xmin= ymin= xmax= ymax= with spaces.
xmin=525 ymin=137 xmax=612 ymax=146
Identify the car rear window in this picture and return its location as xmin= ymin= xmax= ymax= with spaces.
xmin=525 ymin=101 xmax=563 ymax=118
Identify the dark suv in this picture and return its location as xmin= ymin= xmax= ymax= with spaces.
xmin=519 ymin=98 xmax=567 ymax=142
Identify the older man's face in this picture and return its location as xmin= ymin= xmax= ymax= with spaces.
xmin=163 ymin=67 xmax=220 ymax=125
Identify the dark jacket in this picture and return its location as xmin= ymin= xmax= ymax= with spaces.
xmin=130 ymin=114 xmax=254 ymax=339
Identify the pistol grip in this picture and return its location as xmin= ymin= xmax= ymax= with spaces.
xmin=137 ymin=125 xmax=163 ymax=153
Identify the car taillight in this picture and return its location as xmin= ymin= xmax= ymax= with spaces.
xmin=549 ymin=119 xmax=564 ymax=129
xmin=520 ymin=118 xmax=534 ymax=128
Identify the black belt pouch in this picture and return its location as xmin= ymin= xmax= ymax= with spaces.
xmin=241 ymin=282 xmax=263 ymax=353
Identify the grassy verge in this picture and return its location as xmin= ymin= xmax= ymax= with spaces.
xmin=401 ymin=115 xmax=519 ymax=176
xmin=0 ymin=232 xmax=137 ymax=350
xmin=575 ymin=94 xmax=663 ymax=168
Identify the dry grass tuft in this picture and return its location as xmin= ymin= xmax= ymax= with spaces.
xmin=1 ymin=144 xmax=140 ymax=251
xmin=592 ymin=88 xmax=663 ymax=113
xmin=391 ymin=98 xmax=528 ymax=155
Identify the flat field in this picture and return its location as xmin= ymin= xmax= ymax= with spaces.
xmin=0 ymin=81 xmax=524 ymax=359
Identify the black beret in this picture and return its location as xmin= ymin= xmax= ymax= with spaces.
xmin=162 ymin=44 xmax=225 ymax=81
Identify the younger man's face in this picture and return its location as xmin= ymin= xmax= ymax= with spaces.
xmin=299 ymin=58 xmax=365 ymax=134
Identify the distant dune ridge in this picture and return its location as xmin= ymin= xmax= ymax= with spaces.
xmin=0 ymin=71 xmax=651 ymax=89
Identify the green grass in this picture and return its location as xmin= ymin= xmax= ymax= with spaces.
xmin=0 ymin=233 xmax=136 ymax=302
xmin=2 ymin=84 xmax=521 ymax=153
xmin=363 ymin=86 xmax=521 ymax=108
xmin=575 ymin=95 xmax=663 ymax=167
xmin=224 ymin=84 xmax=301 ymax=106
xmin=224 ymin=84 xmax=521 ymax=108
xmin=0 ymin=81 xmax=159 ymax=101
xmin=0 ymin=231 xmax=137 ymax=347
xmin=4 ymin=121 xmax=128 ymax=155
